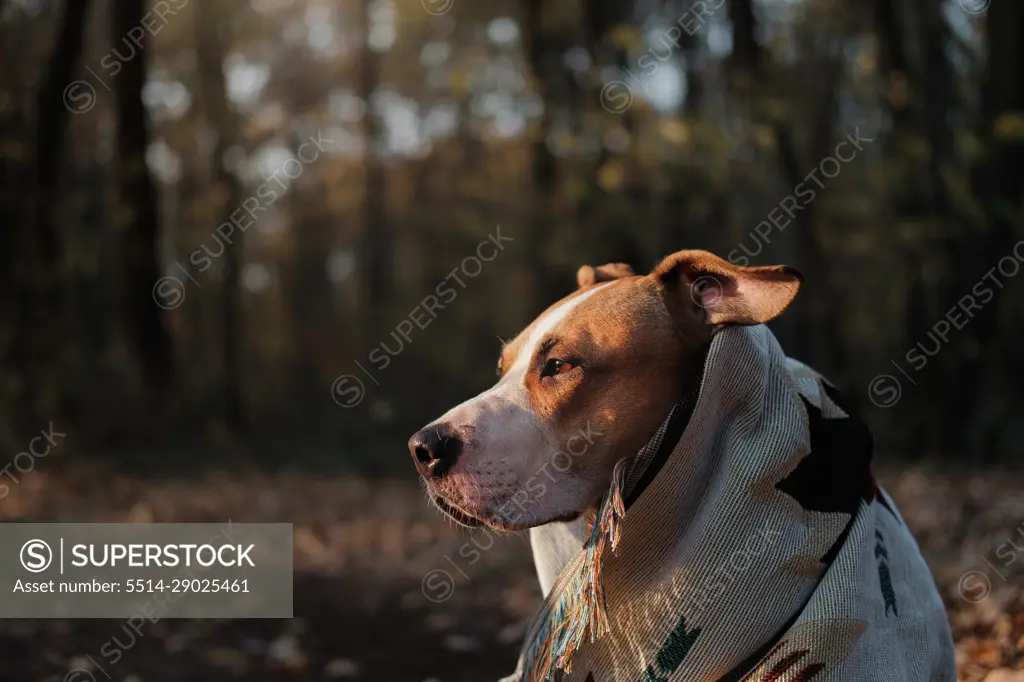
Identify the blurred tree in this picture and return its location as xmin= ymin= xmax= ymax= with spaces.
xmin=112 ymin=0 xmax=174 ymax=407
xmin=10 ymin=0 xmax=92 ymax=434
xmin=195 ymin=0 xmax=246 ymax=430
xmin=360 ymin=0 xmax=390 ymax=315
xmin=961 ymin=0 xmax=1024 ymax=454
xmin=522 ymin=0 xmax=581 ymax=310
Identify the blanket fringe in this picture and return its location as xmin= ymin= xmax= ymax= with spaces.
xmin=523 ymin=458 xmax=631 ymax=682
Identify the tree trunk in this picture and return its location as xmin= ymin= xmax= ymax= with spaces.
xmin=782 ymin=65 xmax=848 ymax=381
xmin=112 ymin=0 xmax=175 ymax=412
xmin=195 ymin=3 xmax=246 ymax=431
xmin=359 ymin=0 xmax=389 ymax=315
xmin=523 ymin=0 xmax=576 ymax=308
xmin=11 ymin=0 xmax=93 ymax=432
xmin=727 ymin=0 xmax=762 ymax=75
xmin=873 ymin=0 xmax=913 ymax=140
xmin=957 ymin=0 xmax=1024 ymax=457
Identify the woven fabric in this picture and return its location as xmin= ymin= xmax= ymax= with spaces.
xmin=515 ymin=324 xmax=955 ymax=682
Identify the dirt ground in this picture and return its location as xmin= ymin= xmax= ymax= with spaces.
xmin=0 ymin=460 xmax=1021 ymax=682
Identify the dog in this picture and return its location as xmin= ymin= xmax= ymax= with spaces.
xmin=409 ymin=250 xmax=956 ymax=682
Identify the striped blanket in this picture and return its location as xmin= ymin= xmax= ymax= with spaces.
xmin=507 ymin=324 xmax=955 ymax=682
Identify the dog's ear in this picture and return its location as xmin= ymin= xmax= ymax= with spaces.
xmin=651 ymin=250 xmax=801 ymax=327
xmin=577 ymin=262 xmax=635 ymax=288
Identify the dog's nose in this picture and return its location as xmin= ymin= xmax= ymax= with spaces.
xmin=408 ymin=425 xmax=463 ymax=478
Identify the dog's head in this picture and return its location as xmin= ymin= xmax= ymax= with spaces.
xmin=409 ymin=250 xmax=801 ymax=530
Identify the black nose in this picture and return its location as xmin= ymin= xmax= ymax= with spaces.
xmin=408 ymin=424 xmax=463 ymax=478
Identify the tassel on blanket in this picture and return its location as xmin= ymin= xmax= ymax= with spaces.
xmin=523 ymin=458 xmax=632 ymax=682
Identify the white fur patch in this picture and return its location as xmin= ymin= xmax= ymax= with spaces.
xmin=495 ymin=283 xmax=611 ymax=401
xmin=439 ymin=282 xmax=613 ymax=419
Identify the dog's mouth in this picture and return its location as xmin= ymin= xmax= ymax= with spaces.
xmin=430 ymin=492 xmax=583 ymax=532
xmin=431 ymin=494 xmax=483 ymax=528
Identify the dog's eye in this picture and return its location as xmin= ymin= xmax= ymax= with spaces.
xmin=541 ymin=358 xmax=576 ymax=378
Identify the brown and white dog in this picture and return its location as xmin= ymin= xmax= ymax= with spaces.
xmin=408 ymin=249 xmax=955 ymax=682
xmin=408 ymin=249 xmax=800 ymax=532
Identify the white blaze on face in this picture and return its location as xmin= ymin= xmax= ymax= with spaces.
xmin=430 ymin=283 xmax=612 ymax=521
xmin=503 ymin=283 xmax=611 ymax=397
xmin=441 ymin=283 xmax=609 ymax=420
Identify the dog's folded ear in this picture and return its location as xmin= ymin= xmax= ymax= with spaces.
xmin=651 ymin=250 xmax=802 ymax=327
xmin=576 ymin=262 xmax=635 ymax=288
